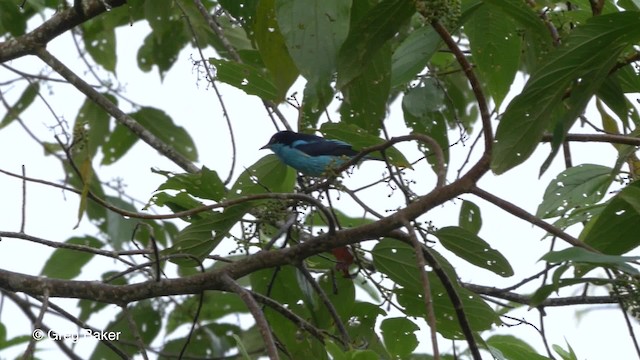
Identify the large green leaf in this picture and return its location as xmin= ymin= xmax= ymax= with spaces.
xmin=395 ymin=281 xmax=499 ymax=339
xmin=436 ymin=226 xmax=513 ymax=277
xmin=336 ymin=0 xmax=414 ymax=88
xmin=102 ymin=124 xmax=137 ymax=166
xmin=275 ymin=0 xmax=351 ymax=82
xmin=402 ymin=80 xmax=450 ymax=170
xmin=459 ymin=200 xmax=482 ymax=235
xmin=166 ymin=293 xmax=248 ymax=334
xmin=487 ymin=335 xmax=552 ymax=360
xmin=209 ymin=59 xmax=280 ymax=101
xmin=130 ymin=107 xmax=198 ymax=162
xmin=138 ymin=6 xmax=190 ymax=79
xmin=582 ymin=181 xmax=640 ymax=254
xmin=90 ymin=301 xmax=161 ymax=360
xmin=380 ymin=317 xmax=419 ymax=358
xmin=339 ymin=43 xmax=391 ymax=134
xmin=40 ymin=236 xmax=104 ymax=279
xmin=536 ymin=164 xmax=613 ymax=219
xmin=492 ymin=11 xmax=640 ymax=174
xmin=0 ymin=1 xmax=27 ymax=36
xmin=390 ymin=26 xmax=441 ymax=87
xmin=156 ymin=166 xmax=226 ymax=201
xmin=82 ymin=17 xmax=117 ymax=72
xmin=482 ymin=0 xmax=552 ymax=71
xmin=76 ymin=96 xmax=113 ymax=159
xmin=466 ymin=3 xmax=521 ymax=108
xmin=254 ymin=0 xmax=299 ymax=101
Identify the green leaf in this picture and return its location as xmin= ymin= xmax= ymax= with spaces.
xmin=345 ymin=302 xmax=387 ymax=350
xmin=466 ymin=3 xmax=521 ymax=108
xmin=492 ymin=11 xmax=640 ymax=174
xmin=320 ymin=122 xmax=412 ymax=168
xmin=536 ymin=164 xmax=613 ymax=219
xmin=104 ymin=196 xmax=140 ymax=250
xmin=209 ymin=59 xmax=279 ymax=101
xmin=76 ymin=95 xmax=113 ymax=159
xmin=487 ymin=335 xmax=551 ymax=360
xmin=90 ymin=301 xmax=161 ymax=360
xmin=0 ymin=1 xmax=27 ymax=36
xmin=156 ymin=166 xmax=225 ymax=201
xmin=233 ymin=334 xmax=252 ymax=360
xmin=255 ymin=0 xmax=299 ymax=101
xmin=1 ymin=83 xmax=39 ymax=129
xmin=82 ymin=17 xmax=117 ymax=72
xmin=339 ymin=43 xmax=391 ymax=134
xmin=313 ymin=274 xmax=355 ymax=329
xmin=402 ymin=81 xmax=450 ymax=169
xmin=372 ymin=239 xmax=458 ymax=292
xmin=0 ymin=321 xmax=30 ymax=350
xmin=165 ymin=155 xmax=295 ymax=264
xmin=553 ymin=341 xmax=579 ymax=360
xmin=372 ymin=239 xmax=498 ymax=340
xmin=459 ymin=200 xmax=482 ymax=235
xmin=40 ymin=236 xmax=104 ymax=279
xmin=275 ymin=0 xmax=351 ymax=82
xmin=435 ymin=226 xmax=513 ymax=277
xmin=336 ymin=0 xmax=414 ymax=88
xmin=130 ymin=107 xmax=198 ymax=162
xmin=167 ymin=293 xmax=248 ymax=334
xmin=395 ymin=281 xmax=499 ymax=339
xmin=390 ymin=26 xmax=441 ymax=87
xmin=436 ymin=226 xmax=513 ymax=277
xmin=542 ymin=247 xmax=639 ymax=275
xmin=582 ymin=181 xmax=640 ymax=254
xmin=380 ymin=317 xmax=419 ymax=357
xmin=482 ymin=0 xmax=551 ymax=71
xmin=138 ymin=3 xmax=190 ymax=78
xmin=102 ymin=124 xmax=136 ymax=165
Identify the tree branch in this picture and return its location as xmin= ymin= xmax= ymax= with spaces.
xmin=0 ymin=0 xmax=127 ymax=62
xmin=222 ymin=274 xmax=279 ymax=360
xmin=34 ymin=48 xmax=200 ymax=174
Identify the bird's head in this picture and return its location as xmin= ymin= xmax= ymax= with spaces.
xmin=260 ymin=130 xmax=297 ymax=150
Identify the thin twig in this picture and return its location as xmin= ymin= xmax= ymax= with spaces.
xmin=176 ymin=1 xmax=238 ymax=185
xmin=402 ymin=219 xmax=440 ymax=359
xmin=2 ymin=290 xmax=83 ymax=360
xmin=470 ymin=186 xmax=594 ymax=250
xmin=20 ymin=165 xmax=26 ymax=232
xmin=222 ymin=274 xmax=280 ymax=360
xmin=22 ymin=289 xmax=49 ymax=360
xmin=430 ymin=20 xmax=493 ymax=155
xmin=123 ymin=304 xmax=150 ymax=360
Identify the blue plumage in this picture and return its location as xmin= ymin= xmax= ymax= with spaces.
xmin=261 ymin=131 xmax=365 ymax=176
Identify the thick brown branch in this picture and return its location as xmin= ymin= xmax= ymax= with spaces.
xmin=0 ymin=0 xmax=127 ymax=62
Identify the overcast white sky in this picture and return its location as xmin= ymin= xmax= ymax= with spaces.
xmin=0 ymin=15 xmax=637 ymax=359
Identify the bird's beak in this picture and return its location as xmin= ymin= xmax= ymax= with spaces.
xmin=260 ymin=143 xmax=270 ymax=150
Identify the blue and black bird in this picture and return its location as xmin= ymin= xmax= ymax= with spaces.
xmin=261 ymin=130 xmax=371 ymax=177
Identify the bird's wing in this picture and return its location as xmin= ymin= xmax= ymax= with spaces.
xmin=291 ymin=139 xmax=358 ymax=157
